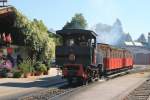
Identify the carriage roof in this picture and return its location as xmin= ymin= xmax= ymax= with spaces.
xmin=97 ymin=43 xmax=129 ymax=51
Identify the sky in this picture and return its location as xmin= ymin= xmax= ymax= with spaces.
xmin=8 ymin=0 xmax=150 ymax=40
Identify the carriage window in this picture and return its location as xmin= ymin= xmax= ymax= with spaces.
xmin=111 ymin=51 xmax=113 ymax=58
xmin=113 ymin=52 xmax=114 ymax=58
xmin=113 ymin=51 xmax=115 ymax=58
xmin=110 ymin=52 xmax=112 ymax=58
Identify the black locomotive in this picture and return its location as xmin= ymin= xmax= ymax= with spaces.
xmin=56 ymin=29 xmax=133 ymax=85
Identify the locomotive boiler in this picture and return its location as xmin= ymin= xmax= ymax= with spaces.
xmin=56 ymin=29 xmax=133 ymax=85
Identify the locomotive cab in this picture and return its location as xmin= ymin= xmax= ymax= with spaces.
xmin=56 ymin=29 xmax=99 ymax=84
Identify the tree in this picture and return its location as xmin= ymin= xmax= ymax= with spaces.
xmin=13 ymin=9 xmax=55 ymax=61
xmin=48 ymin=31 xmax=62 ymax=46
xmin=63 ymin=13 xmax=87 ymax=29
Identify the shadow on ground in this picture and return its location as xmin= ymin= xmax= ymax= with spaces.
xmin=0 ymin=75 xmax=64 ymax=88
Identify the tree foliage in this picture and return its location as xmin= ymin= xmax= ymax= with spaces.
xmin=63 ymin=13 xmax=87 ymax=29
xmin=48 ymin=31 xmax=62 ymax=46
xmin=13 ymin=9 xmax=55 ymax=61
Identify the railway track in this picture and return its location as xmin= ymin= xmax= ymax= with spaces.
xmin=20 ymin=82 xmax=85 ymax=100
xmin=19 ymin=66 xmax=150 ymax=100
xmin=124 ymin=79 xmax=150 ymax=100
xmin=19 ymin=71 xmax=129 ymax=100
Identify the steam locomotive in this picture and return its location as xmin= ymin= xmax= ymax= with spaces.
xmin=56 ymin=29 xmax=133 ymax=85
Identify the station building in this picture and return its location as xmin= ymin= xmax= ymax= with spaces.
xmin=120 ymin=33 xmax=150 ymax=65
xmin=0 ymin=6 xmax=29 ymax=61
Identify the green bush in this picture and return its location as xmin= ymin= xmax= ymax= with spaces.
xmin=43 ymin=59 xmax=51 ymax=70
xmin=13 ymin=71 xmax=22 ymax=78
xmin=34 ymin=62 xmax=47 ymax=73
xmin=39 ymin=64 xmax=47 ymax=72
xmin=19 ymin=57 xmax=35 ymax=74
xmin=0 ymin=68 xmax=9 ymax=78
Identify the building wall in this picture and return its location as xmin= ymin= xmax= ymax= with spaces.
xmin=124 ymin=46 xmax=150 ymax=65
xmin=134 ymin=53 xmax=150 ymax=65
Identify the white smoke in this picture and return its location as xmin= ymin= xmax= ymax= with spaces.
xmin=92 ymin=19 xmax=124 ymax=45
xmin=49 ymin=28 xmax=56 ymax=34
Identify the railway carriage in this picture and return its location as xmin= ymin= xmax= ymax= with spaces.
xmin=97 ymin=44 xmax=133 ymax=75
xmin=56 ymin=29 xmax=133 ymax=85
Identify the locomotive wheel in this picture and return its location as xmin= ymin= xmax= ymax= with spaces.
xmin=91 ymin=71 xmax=100 ymax=82
xmin=82 ymin=79 xmax=88 ymax=85
xmin=90 ymin=77 xmax=94 ymax=82
xmin=95 ymin=71 xmax=100 ymax=81
xmin=76 ymin=78 xmax=88 ymax=85
xmin=98 ymin=64 xmax=103 ymax=78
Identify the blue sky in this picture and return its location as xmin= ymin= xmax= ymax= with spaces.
xmin=9 ymin=0 xmax=150 ymax=40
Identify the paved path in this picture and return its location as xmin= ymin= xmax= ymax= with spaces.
xmin=0 ymin=66 xmax=150 ymax=100
xmin=0 ymin=68 xmax=64 ymax=100
xmin=58 ymin=69 xmax=150 ymax=100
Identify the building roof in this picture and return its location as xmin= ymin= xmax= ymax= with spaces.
xmin=124 ymin=41 xmax=134 ymax=46
xmin=133 ymin=42 xmax=143 ymax=46
xmin=0 ymin=6 xmax=14 ymax=15
xmin=125 ymin=46 xmax=150 ymax=54
xmin=0 ymin=6 xmax=15 ymax=27
xmin=124 ymin=41 xmax=143 ymax=47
